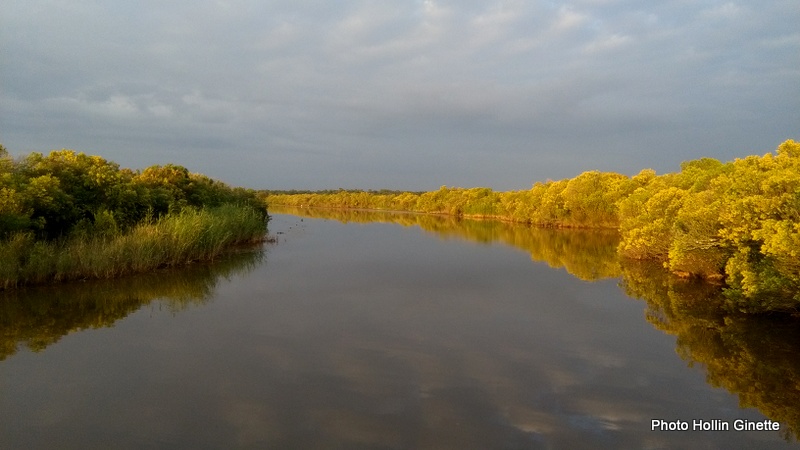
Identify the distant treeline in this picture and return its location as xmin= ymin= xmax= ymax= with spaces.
xmin=1 ymin=146 xmax=268 ymax=288
xmin=266 ymin=140 xmax=800 ymax=312
xmin=262 ymin=188 xmax=425 ymax=196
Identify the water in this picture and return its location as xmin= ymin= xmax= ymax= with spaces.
xmin=1 ymin=210 xmax=797 ymax=449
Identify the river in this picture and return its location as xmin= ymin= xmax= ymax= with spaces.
xmin=1 ymin=209 xmax=798 ymax=449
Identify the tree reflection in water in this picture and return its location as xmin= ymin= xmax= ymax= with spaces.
xmin=271 ymin=206 xmax=622 ymax=281
xmin=622 ymin=262 xmax=800 ymax=441
xmin=275 ymin=206 xmax=800 ymax=441
xmin=0 ymin=247 xmax=264 ymax=361
xmin=4 ymin=206 xmax=800 ymax=442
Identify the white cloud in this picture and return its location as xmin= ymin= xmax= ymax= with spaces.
xmin=53 ymin=94 xmax=140 ymax=119
xmin=470 ymin=1 xmax=527 ymax=46
xmin=583 ymin=33 xmax=631 ymax=53
xmin=758 ymin=33 xmax=800 ymax=48
xmin=700 ymin=2 xmax=742 ymax=20
xmin=421 ymin=0 xmax=449 ymax=19
xmin=256 ymin=22 xmax=301 ymax=51
xmin=323 ymin=4 xmax=432 ymax=63
xmin=551 ymin=5 xmax=589 ymax=32
xmin=147 ymin=104 xmax=174 ymax=119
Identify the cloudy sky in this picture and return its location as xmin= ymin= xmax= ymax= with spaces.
xmin=1 ymin=1 xmax=798 ymax=190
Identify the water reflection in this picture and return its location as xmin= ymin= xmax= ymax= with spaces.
xmin=622 ymin=262 xmax=800 ymax=441
xmin=3 ymin=209 xmax=799 ymax=447
xmin=274 ymin=206 xmax=800 ymax=441
xmin=270 ymin=206 xmax=622 ymax=281
xmin=0 ymin=247 xmax=264 ymax=361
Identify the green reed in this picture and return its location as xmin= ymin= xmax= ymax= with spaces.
xmin=0 ymin=204 xmax=267 ymax=289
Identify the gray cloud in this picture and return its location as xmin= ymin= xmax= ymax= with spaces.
xmin=2 ymin=0 xmax=798 ymax=190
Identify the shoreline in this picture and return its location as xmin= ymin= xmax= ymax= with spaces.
xmin=1 ymin=205 xmax=269 ymax=291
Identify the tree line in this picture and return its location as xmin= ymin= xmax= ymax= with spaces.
xmin=0 ymin=146 xmax=268 ymax=288
xmin=0 ymin=145 xmax=264 ymax=239
xmin=266 ymin=140 xmax=800 ymax=312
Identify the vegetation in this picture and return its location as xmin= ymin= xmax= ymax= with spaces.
xmin=265 ymin=171 xmax=631 ymax=228
xmin=266 ymin=140 xmax=800 ymax=313
xmin=0 ymin=146 xmax=268 ymax=288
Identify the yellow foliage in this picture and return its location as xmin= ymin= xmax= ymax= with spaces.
xmin=267 ymin=139 xmax=800 ymax=312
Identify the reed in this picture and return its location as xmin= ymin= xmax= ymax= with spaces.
xmin=0 ymin=204 xmax=267 ymax=289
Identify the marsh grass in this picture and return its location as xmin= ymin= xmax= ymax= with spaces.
xmin=0 ymin=204 xmax=267 ymax=289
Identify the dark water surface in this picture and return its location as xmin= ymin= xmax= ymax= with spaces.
xmin=1 ymin=210 xmax=798 ymax=449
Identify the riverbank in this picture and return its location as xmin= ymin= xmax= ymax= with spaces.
xmin=0 ymin=204 xmax=268 ymax=290
xmin=265 ymin=140 xmax=800 ymax=313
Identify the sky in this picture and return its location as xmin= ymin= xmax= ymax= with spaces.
xmin=1 ymin=1 xmax=798 ymax=191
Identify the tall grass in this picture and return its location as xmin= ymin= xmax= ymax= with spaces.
xmin=0 ymin=204 xmax=267 ymax=290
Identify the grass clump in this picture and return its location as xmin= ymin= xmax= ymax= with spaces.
xmin=0 ymin=204 xmax=267 ymax=289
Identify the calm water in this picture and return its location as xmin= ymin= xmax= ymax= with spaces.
xmin=1 ymin=210 xmax=798 ymax=449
